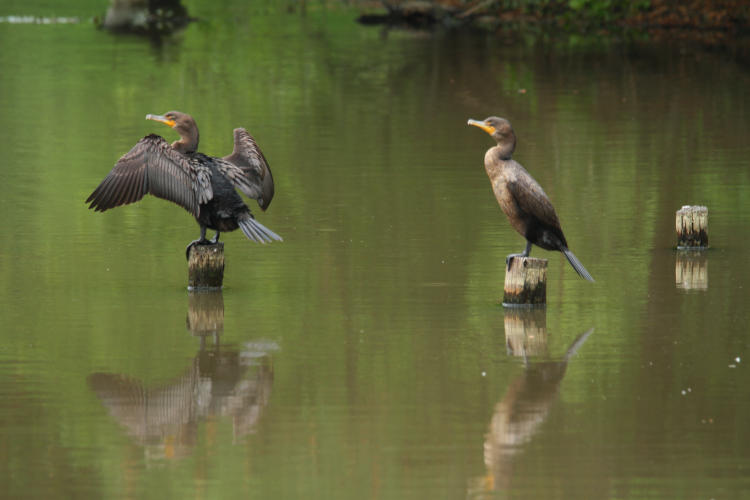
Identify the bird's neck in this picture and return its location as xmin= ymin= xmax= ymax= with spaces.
xmin=483 ymin=151 xmax=503 ymax=183
xmin=172 ymin=130 xmax=199 ymax=154
xmin=489 ymin=143 xmax=514 ymax=164
xmin=494 ymin=140 xmax=515 ymax=160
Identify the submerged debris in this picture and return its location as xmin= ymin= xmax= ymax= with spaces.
xmin=99 ymin=0 xmax=194 ymax=36
xmin=357 ymin=1 xmax=459 ymax=29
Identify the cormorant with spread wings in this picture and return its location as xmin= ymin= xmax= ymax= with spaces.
xmin=86 ymin=111 xmax=281 ymax=258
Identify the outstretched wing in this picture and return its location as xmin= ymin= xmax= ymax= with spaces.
xmin=86 ymin=134 xmax=211 ymax=217
xmin=222 ymin=128 xmax=275 ymax=210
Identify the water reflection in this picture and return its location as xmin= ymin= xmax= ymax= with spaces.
xmin=187 ymin=290 xmax=226 ymax=338
xmin=473 ymin=316 xmax=593 ymax=495
xmin=88 ymin=291 xmax=277 ymax=460
xmin=503 ymin=308 xmax=548 ymax=358
xmin=675 ymin=251 xmax=708 ymax=291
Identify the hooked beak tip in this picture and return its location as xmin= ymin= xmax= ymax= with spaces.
xmin=146 ymin=114 xmax=175 ymax=128
xmin=467 ymin=118 xmax=495 ymax=135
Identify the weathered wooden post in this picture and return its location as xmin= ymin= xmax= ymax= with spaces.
xmin=676 ymin=205 xmax=708 ymax=248
xmin=503 ymin=307 xmax=548 ymax=357
xmin=188 ymin=243 xmax=224 ymax=289
xmin=502 ymin=257 xmax=547 ymax=307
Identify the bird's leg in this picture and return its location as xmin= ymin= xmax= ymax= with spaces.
xmin=185 ymin=226 xmax=211 ymax=260
xmin=210 ymin=231 xmax=220 ymax=244
xmin=506 ymin=241 xmax=532 ymax=271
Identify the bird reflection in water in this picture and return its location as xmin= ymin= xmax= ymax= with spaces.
xmin=471 ymin=310 xmax=593 ymax=495
xmin=88 ymin=291 xmax=277 ymax=460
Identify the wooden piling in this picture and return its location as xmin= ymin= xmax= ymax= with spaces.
xmin=676 ymin=205 xmax=708 ymax=248
xmin=188 ymin=243 xmax=225 ymax=289
xmin=502 ymin=257 xmax=547 ymax=307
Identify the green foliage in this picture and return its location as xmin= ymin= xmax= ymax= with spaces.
xmin=566 ymin=0 xmax=650 ymax=20
xmin=515 ymin=0 xmax=652 ymax=29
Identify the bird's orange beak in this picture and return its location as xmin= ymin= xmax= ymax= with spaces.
xmin=467 ymin=119 xmax=495 ymax=135
xmin=146 ymin=114 xmax=176 ymax=128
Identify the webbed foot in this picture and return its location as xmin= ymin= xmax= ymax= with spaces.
xmin=505 ymin=253 xmax=526 ymax=271
xmin=506 ymin=242 xmax=533 ymax=271
xmin=186 ymin=238 xmax=211 ymax=261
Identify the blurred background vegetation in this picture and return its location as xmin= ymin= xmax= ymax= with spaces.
xmin=360 ymin=0 xmax=749 ymax=29
xmin=352 ymin=0 xmax=750 ymax=49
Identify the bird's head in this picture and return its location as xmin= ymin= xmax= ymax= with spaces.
xmin=146 ymin=111 xmax=199 ymax=153
xmin=467 ymin=116 xmax=516 ymax=158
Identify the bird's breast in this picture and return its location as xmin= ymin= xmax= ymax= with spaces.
xmin=484 ymin=158 xmax=513 ymax=205
xmin=485 ymin=157 xmax=526 ymax=235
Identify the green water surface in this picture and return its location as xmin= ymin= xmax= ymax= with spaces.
xmin=1 ymin=1 xmax=749 ymax=499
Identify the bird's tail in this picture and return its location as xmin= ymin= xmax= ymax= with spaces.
xmin=238 ymin=215 xmax=283 ymax=244
xmin=562 ymin=248 xmax=594 ymax=282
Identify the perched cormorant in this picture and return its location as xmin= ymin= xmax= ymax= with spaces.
xmin=467 ymin=116 xmax=593 ymax=282
xmin=86 ymin=111 xmax=281 ymax=258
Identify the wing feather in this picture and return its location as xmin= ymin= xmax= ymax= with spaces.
xmin=128 ymin=168 xmax=144 ymax=204
xmin=92 ymin=176 xmax=117 ymax=211
xmin=222 ymin=128 xmax=275 ymax=210
xmin=506 ymin=175 xmax=562 ymax=231
xmin=86 ymin=134 xmax=205 ymax=217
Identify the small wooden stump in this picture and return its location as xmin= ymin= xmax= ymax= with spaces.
xmin=502 ymin=257 xmax=547 ymax=307
xmin=187 ymin=290 xmax=224 ymax=336
xmin=676 ymin=205 xmax=708 ymax=248
xmin=675 ymin=252 xmax=708 ymax=291
xmin=503 ymin=308 xmax=548 ymax=357
xmin=188 ymin=243 xmax=224 ymax=289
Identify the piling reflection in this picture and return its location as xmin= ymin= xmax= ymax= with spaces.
xmin=88 ymin=291 xmax=277 ymax=459
xmin=187 ymin=289 xmax=225 ymax=338
xmin=472 ymin=312 xmax=593 ymax=495
xmin=675 ymin=251 xmax=708 ymax=290
xmin=503 ymin=308 xmax=549 ymax=358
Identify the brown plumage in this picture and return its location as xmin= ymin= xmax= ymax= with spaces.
xmin=467 ymin=116 xmax=593 ymax=282
xmin=86 ymin=111 xmax=281 ymax=258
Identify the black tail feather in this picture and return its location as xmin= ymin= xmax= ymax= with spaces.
xmin=238 ymin=216 xmax=282 ymax=244
xmin=562 ymin=248 xmax=594 ymax=282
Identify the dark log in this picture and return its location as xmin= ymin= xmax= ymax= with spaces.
xmin=100 ymin=0 xmax=191 ymax=35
